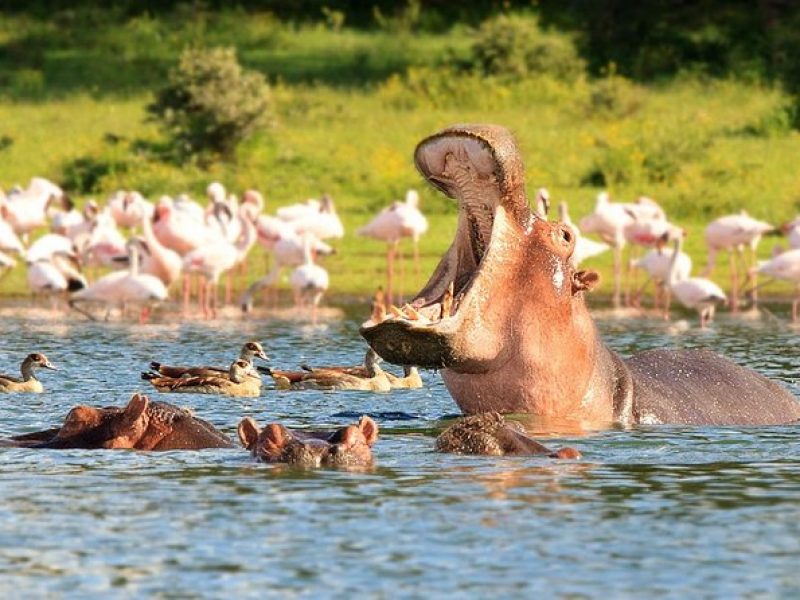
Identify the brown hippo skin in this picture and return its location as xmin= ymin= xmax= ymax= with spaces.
xmin=2 ymin=393 xmax=234 ymax=449
xmin=238 ymin=416 xmax=378 ymax=467
xmin=361 ymin=124 xmax=800 ymax=427
xmin=436 ymin=413 xmax=581 ymax=459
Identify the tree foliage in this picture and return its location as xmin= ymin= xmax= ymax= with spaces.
xmin=148 ymin=46 xmax=271 ymax=161
xmin=470 ymin=14 xmax=585 ymax=81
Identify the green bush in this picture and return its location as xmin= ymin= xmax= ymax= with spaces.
xmin=147 ymin=46 xmax=271 ymax=162
xmin=470 ymin=14 xmax=585 ymax=81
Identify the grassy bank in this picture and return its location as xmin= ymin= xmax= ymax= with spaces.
xmin=1 ymin=11 xmax=799 ymax=302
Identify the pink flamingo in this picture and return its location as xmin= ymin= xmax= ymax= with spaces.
xmin=703 ymin=211 xmax=774 ymax=311
xmin=182 ymin=210 xmax=256 ymax=319
xmin=357 ymin=189 xmax=428 ymax=307
xmin=756 ymin=248 xmax=800 ymax=321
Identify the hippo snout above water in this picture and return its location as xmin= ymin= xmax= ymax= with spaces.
xmin=361 ymin=124 xmax=800 ymax=427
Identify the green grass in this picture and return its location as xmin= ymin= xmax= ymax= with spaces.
xmin=1 ymin=11 xmax=799 ymax=303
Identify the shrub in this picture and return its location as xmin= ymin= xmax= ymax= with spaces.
xmin=470 ymin=14 xmax=585 ymax=81
xmin=148 ymin=46 xmax=271 ymax=162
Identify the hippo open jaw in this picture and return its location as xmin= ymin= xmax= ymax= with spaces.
xmin=360 ymin=126 xmax=534 ymax=369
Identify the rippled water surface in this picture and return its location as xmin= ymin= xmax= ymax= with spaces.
xmin=1 ymin=305 xmax=799 ymax=597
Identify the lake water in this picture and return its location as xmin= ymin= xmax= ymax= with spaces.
xmin=0 ymin=303 xmax=799 ymax=597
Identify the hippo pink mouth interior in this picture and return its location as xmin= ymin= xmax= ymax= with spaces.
xmin=360 ymin=134 xmax=516 ymax=367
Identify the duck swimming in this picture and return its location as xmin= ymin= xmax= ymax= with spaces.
xmin=141 ymin=358 xmax=261 ymax=397
xmin=0 ymin=353 xmax=58 ymax=393
xmin=268 ymin=348 xmax=391 ymax=392
xmin=299 ymin=349 xmax=423 ymax=390
xmin=148 ymin=341 xmax=268 ymax=379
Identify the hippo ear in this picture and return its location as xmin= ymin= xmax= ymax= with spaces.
xmin=572 ymin=270 xmax=600 ymax=295
xmin=357 ymin=416 xmax=379 ymax=447
xmin=237 ymin=417 xmax=261 ymax=450
xmin=122 ymin=393 xmax=149 ymax=425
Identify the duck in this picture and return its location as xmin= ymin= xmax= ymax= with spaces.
xmin=299 ymin=351 xmax=423 ymax=390
xmin=385 ymin=365 xmax=423 ymax=389
xmin=0 ymin=353 xmax=58 ymax=393
xmin=148 ymin=341 xmax=269 ymax=379
xmin=141 ymin=358 xmax=261 ymax=397
xmin=267 ymin=348 xmax=391 ymax=392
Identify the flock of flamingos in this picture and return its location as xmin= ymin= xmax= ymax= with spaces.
xmin=1 ymin=176 xmax=799 ymax=326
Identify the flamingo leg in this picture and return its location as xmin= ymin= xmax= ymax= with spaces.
xmin=397 ymin=242 xmax=406 ymax=305
xmin=210 ymin=280 xmax=218 ymax=320
xmin=663 ymin=287 xmax=672 ymax=321
xmin=793 ymin=290 xmax=799 ymax=323
xmin=631 ymin=275 xmax=652 ymax=308
xmin=612 ymin=244 xmax=622 ymax=308
xmin=386 ymin=241 xmax=397 ymax=308
xmin=181 ymin=274 xmax=189 ymax=313
xmin=729 ymin=251 xmax=739 ymax=313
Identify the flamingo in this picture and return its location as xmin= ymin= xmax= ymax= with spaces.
xmin=703 ymin=211 xmax=774 ymax=311
xmin=284 ymin=194 xmax=345 ymax=241
xmin=182 ymin=210 xmax=256 ymax=319
xmin=0 ymin=214 xmax=25 ymax=255
xmin=276 ymin=198 xmax=320 ymax=221
xmin=631 ymin=246 xmax=692 ymax=310
xmin=357 ymin=189 xmax=428 ymax=306
xmin=666 ymin=237 xmax=727 ymax=328
xmin=25 ymin=233 xmax=75 ymax=263
xmin=81 ymin=208 xmax=128 ymax=269
xmin=558 ymin=201 xmax=609 ymax=266
xmin=783 ymin=216 xmax=800 ymax=249
xmin=26 ymin=251 xmax=86 ymax=300
xmin=108 ymin=190 xmax=154 ymax=230
xmin=241 ymin=230 xmax=334 ymax=312
xmin=580 ymin=192 xmax=671 ymax=306
xmin=136 ymin=210 xmax=182 ymax=289
xmin=0 ymin=177 xmax=63 ymax=241
xmin=289 ymin=234 xmax=329 ymax=324
xmin=69 ymin=240 xmax=167 ymax=322
xmin=756 ymin=248 xmax=800 ymax=322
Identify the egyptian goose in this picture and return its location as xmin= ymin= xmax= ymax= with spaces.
xmin=299 ymin=349 xmax=423 ymax=390
xmin=267 ymin=348 xmax=391 ymax=392
xmin=148 ymin=341 xmax=268 ymax=379
xmin=0 ymin=353 xmax=58 ymax=393
xmin=141 ymin=358 xmax=261 ymax=397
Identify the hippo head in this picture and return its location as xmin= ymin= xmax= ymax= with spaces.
xmin=42 ymin=393 xmax=152 ymax=449
xmin=435 ymin=413 xmax=581 ymax=459
xmin=361 ymin=125 xmax=605 ymax=416
xmin=20 ymin=393 xmax=233 ymax=450
xmin=237 ymin=416 xmax=378 ymax=468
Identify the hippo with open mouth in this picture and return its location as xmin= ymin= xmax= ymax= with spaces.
xmin=361 ymin=124 xmax=800 ymax=427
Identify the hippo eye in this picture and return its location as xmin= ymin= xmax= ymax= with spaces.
xmin=561 ymin=228 xmax=572 ymax=243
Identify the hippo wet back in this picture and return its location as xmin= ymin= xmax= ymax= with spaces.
xmin=237 ymin=416 xmax=378 ymax=468
xmin=2 ymin=393 xmax=233 ymax=450
xmin=361 ymin=124 xmax=800 ymax=427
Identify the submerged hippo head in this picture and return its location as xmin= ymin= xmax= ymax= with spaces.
xmin=10 ymin=393 xmax=233 ymax=450
xmin=361 ymin=125 xmax=605 ymax=416
xmin=435 ymin=413 xmax=580 ymax=459
xmin=237 ymin=416 xmax=379 ymax=468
